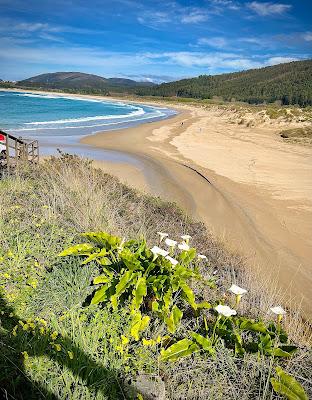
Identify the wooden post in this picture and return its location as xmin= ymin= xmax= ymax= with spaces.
xmin=15 ymin=139 xmax=18 ymax=163
xmin=5 ymin=134 xmax=10 ymax=168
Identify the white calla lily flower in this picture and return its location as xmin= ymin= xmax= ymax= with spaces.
xmin=165 ymin=255 xmax=178 ymax=266
xmin=157 ymin=232 xmax=169 ymax=242
xmin=270 ymin=306 xmax=286 ymax=323
xmin=270 ymin=306 xmax=286 ymax=316
xmin=150 ymin=246 xmax=169 ymax=258
xmin=228 ymin=284 xmax=247 ymax=296
xmin=215 ymin=304 xmax=237 ymax=317
xmin=228 ymin=284 xmax=248 ymax=306
xmin=178 ymin=242 xmax=190 ymax=251
xmin=181 ymin=234 xmax=192 ymax=244
xmin=165 ymin=238 xmax=177 ymax=248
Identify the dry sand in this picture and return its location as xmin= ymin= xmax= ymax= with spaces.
xmin=82 ymin=104 xmax=312 ymax=317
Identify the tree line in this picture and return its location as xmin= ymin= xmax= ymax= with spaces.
xmin=135 ymin=60 xmax=312 ymax=106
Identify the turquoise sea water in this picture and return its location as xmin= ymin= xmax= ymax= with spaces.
xmin=0 ymin=91 xmax=175 ymax=158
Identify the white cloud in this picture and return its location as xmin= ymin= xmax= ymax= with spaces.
xmin=303 ymin=32 xmax=312 ymax=41
xmin=13 ymin=22 xmax=51 ymax=32
xmin=266 ymin=56 xmax=298 ymax=65
xmin=137 ymin=11 xmax=171 ymax=27
xmin=142 ymin=51 xmax=263 ymax=70
xmin=210 ymin=0 xmax=240 ymax=11
xmin=137 ymin=4 xmax=209 ymax=27
xmin=0 ymin=18 xmax=105 ymax=37
xmin=247 ymin=1 xmax=291 ymax=16
xmin=181 ymin=10 xmax=208 ymax=24
xmin=198 ymin=37 xmax=228 ymax=48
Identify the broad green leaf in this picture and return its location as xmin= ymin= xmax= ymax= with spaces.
xmin=151 ymin=275 xmax=167 ymax=297
xmin=144 ymin=261 xmax=156 ymax=277
xmin=172 ymin=305 xmax=183 ymax=326
xmin=165 ymin=305 xmax=183 ymax=333
xmin=141 ymin=316 xmax=150 ymax=331
xmin=259 ymin=334 xmax=273 ymax=351
xmin=130 ymin=311 xmax=150 ymax=341
xmin=93 ymin=275 xmax=111 ymax=285
xmin=152 ymin=300 xmax=159 ymax=312
xmin=174 ymin=265 xmax=195 ymax=280
xmin=160 ymin=338 xmax=199 ymax=362
xmin=81 ymin=252 xmax=100 ymax=265
xmin=279 ymin=345 xmax=297 ymax=354
xmin=234 ymin=331 xmax=245 ymax=356
xmin=91 ymin=285 xmax=109 ymax=304
xmin=163 ymin=289 xmax=172 ymax=313
xmin=98 ymin=257 xmax=112 ymax=266
xmin=271 ymin=348 xmax=292 ymax=357
xmin=120 ymin=248 xmax=142 ymax=270
xmin=178 ymin=248 xmax=196 ymax=264
xmin=82 ymin=232 xmax=120 ymax=249
xmin=111 ymin=295 xmax=118 ymax=309
xmin=58 ymin=243 xmax=95 ymax=257
xmin=240 ymin=319 xmax=267 ymax=334
xmin=133 ymin=277 xmax=147 ymax=310
xmin=271 ymin=367 xmax=308 ymax=400
xmin=81 ymin=248 xmax=107 ymax=265
xmin=111 ymin=270 xmax=136 ymax=309
xmin=115 ymin=270 xmax=136 ymax=296
xmin=191 ymin=332 xmax=215 ymax=355
xmin=196 ymin=301 xmax=211 ymax=309
xmin=179 ymin=281 xmax=197 ymax=310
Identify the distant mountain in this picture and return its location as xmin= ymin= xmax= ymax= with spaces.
xmin=18 ymin=72 xmax=155 ymax=93
xmin=136 ymin=60 xmax=312 ymax=106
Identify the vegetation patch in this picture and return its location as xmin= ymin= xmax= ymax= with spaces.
xmin=279 ymin=127 xmax=312 ymax=145
xmin=0 ymin=155 xmax=311 ymax=399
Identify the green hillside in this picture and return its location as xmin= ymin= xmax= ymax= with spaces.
xmin=17 ymin=72 xmax=154 ymax=94
xmin=136 ymin=60 xmax=312 ymax=106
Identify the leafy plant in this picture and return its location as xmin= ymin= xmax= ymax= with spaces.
xmin=59 ymin=232 xmax=212 ymax=339
xmin=271 ymin=367 xmax=308 ymax=400
xmin=59 ymin=231 xmax=298 ymax=365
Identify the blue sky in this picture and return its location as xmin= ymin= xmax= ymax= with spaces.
xmin=0 ymin=0 xmax=311 ymax=82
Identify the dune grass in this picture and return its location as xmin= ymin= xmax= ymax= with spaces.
xmin=279 ymin=126 xmax=312 ymax=145
xmin=0 ymin=155 xmax=311 ymax=399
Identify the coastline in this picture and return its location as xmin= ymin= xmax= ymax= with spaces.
xmin=1 ymin=87 xmax=312 ymax=316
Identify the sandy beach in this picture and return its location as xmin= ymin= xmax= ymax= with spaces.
xmin=82 ymin=102 xmax=312 ymax=316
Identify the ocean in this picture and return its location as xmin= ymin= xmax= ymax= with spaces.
xmin=0 ymin=90 xmax=175 ymax=158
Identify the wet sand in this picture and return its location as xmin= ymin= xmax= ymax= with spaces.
xmin=82 ymin=105 xmax=312 ymax=317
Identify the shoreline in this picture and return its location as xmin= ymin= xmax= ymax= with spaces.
xmin=0 ymin=86 xmax=182 ymax=111
xmin=1 ymin=87 xmax=312 ymax=316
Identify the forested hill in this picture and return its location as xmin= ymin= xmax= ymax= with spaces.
xmin=17 ymin=72 xmax=154 ymax=94
xmin=136 ymin=60 xmax=312 ymax=106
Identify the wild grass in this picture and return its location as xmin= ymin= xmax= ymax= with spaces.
xmin=279 ymin=126 xmax=312 ymax=145
xmin=0 ymin=155 xmax=311 ymax=399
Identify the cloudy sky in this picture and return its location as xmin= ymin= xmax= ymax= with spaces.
xmin=0 ymin=0 xmax=311 ymax=82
